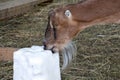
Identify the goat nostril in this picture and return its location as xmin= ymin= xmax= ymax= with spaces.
xmin=43 ymin=40 xmax=47 ymax=50
xmin=44 ymin=44 xmax=47 ymax=50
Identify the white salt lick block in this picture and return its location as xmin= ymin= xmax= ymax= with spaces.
xmin=14 ymin=46 xmax=61 ymax=80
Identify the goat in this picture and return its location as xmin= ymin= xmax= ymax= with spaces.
xmin=43 ymin=0 xmax=120 ymax=69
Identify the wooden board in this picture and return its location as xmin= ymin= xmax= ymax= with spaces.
xmin=0 ymin=48 xmax=18 ymax=61
xmin=0 ymin=0 xmax=52 ymax=20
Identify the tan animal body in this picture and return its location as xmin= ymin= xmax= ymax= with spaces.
xmin=43 ymin=0 xmax=120 ymax=69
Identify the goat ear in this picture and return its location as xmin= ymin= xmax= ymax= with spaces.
xmin=65 ymin=10 xmax=72 ymax=18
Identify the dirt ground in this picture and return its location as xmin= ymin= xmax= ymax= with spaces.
xmin=0 ymin=1 xmax=120 ymax=80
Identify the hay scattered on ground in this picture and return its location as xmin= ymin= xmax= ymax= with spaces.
xmin=0 ymin=1 xmax=120 ymax=80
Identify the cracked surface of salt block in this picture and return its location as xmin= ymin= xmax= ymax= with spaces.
xmin=14 ymin=46 xmax=61 ymax=80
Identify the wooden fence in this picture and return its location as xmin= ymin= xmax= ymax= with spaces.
xmin=0 ymin=0 xmax=52 ymax=20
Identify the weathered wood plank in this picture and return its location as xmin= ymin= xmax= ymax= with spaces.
xmin=0 ymin=0 xmax=52 ymax=20
xmin=0 ymin=48 xmax=18 ymax=61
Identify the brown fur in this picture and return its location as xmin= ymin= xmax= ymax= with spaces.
xmin=44 ymin=0 xmax=120 ymax=52
xmin=0 ymin=48 xmax=18 ymax=61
